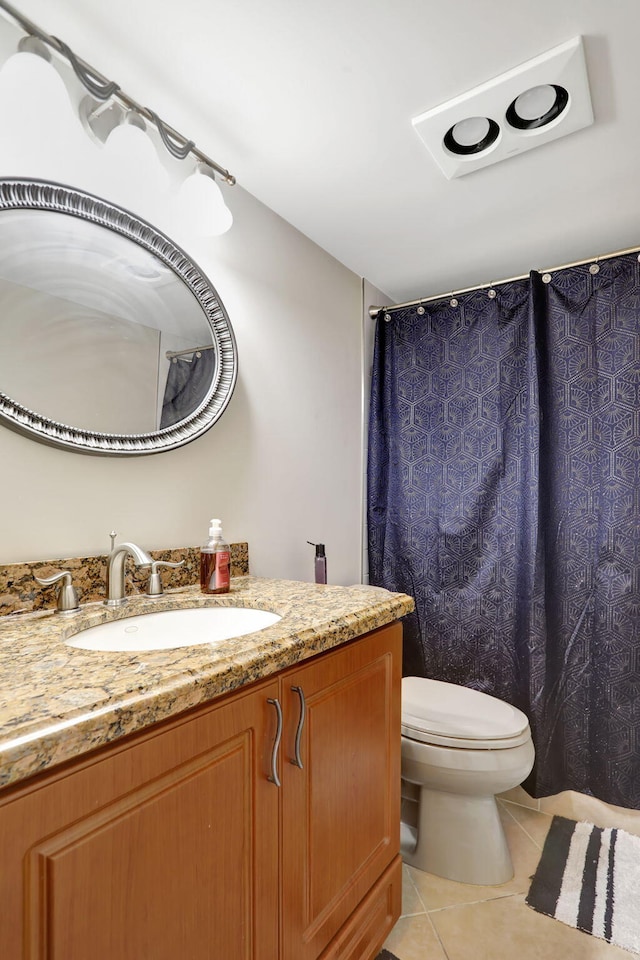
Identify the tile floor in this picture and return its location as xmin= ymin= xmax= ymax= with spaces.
xmin=382 ymin=790 xmax=639 ymax=960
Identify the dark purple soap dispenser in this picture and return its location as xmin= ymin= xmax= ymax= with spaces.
xmin=307 ymin=541 xmax=327 ymax=584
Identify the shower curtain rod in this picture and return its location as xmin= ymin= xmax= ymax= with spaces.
xmin=165 ymin=344 xmax=215 ymax=360
xmin=368 ymin=242 xmax=640 ymax=319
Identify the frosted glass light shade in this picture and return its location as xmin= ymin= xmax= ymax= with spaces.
xmin=177 ymin=167 xmax=233 ymax=236
xmin=0 ymin=49 xmax=72 ymax=134
xmin=0 ymin=49 xmax=83 ymax=182
xmin=100 ymin=117 xmax=170 ymax=215
xmin=444 ymin=116 xmax=500 ymax=157
xmin=506 ymin=84 xmax=569 ymax=131
xmin=103 ymin=119 xmax=168 ymax=186
xmin=0 ymin=48 xmax=68 ymax=103
xmin=513 ymin=84 xmax=557 ymax=121
xmin=451 ymin=116 xmax=490 ymax=147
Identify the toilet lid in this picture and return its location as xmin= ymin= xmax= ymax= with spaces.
xmin=401 ymin=676 xmax=531 ymax=750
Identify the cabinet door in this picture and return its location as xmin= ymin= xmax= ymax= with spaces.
xmin=280 ymin=623 xmax=402 ymax=960
xmin=0 ymin=680 xmax=280 ymax=960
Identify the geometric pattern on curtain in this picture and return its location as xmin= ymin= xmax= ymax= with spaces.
xmin=368 ymin=253 xmax=640 ymax=807
xmin=368 ymin=279 xmax=539 ymax=694
xmin=532 ymin=257 xmax=640 ymax=805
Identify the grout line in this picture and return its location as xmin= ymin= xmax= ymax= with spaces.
xmin=405 ymin=866 xmax=429 ymax=917
xmin=401 ymin=866 xmax=428 ymax=919
xmin=426 ymin=910 xmax=451 ymax=960
xmin=498 ymin=798 xmax=527 ymax=826
xmin=498 ymin=792 xmax=541 ymax=813
xmin=426 ymin=892 xmax=523 ymax=914
xmin=408 ymin=858 xmax=528 ymax=915
xmin=499 ymin=798 xmax=552 ymax=851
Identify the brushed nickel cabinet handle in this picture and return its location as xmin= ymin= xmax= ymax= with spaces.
xmin=291 ymin=685 xmax=306 ymax=769
xmin=267 ymin=698 xmax=283 ymax=787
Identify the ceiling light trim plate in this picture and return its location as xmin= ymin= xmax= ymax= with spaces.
xmin=411 ymin=36 xmax=593 ymax=179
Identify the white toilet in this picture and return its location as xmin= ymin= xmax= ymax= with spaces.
xmin=400 ymin=676 xmax=535 ymax=886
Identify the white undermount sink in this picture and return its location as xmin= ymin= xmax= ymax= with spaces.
xmin=66 ymin=606 xmax=282 ymax=652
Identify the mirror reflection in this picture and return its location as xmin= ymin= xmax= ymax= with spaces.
xmin=0 ymin=209 xmax=215 ymax=434
xmin=0 ymin=179 xmax=237 ymax=455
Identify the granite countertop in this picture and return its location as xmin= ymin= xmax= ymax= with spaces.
xmin=0 ymin=576 xmax=414 ymax=791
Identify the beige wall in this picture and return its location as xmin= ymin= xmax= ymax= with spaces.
xmin=0 ymin=47 xmax=364 ymax=585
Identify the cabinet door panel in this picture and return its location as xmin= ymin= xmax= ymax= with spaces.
xmin=281 ymin=624 xmax=402 ymax=960
xmin=1 ymin=681 xmax=280 ymax=960
xmin=317 ymin=856 xmax=402 ymax=960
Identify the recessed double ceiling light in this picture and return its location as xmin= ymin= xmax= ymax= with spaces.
xmin=412 ymin=37 xmax=593 ymax=179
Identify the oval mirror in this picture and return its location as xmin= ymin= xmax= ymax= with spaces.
xmin=0 ymin=179 xmax=237 ymax=455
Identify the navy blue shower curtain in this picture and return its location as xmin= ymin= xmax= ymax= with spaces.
xmin=368 ymin=254 xmax=640 ymax=808
xmin=160 ymin=349 xmax=216 ymax=429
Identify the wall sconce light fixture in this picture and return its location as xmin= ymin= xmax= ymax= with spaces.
xmin=0 ymin=0 xmax=235 ymax=234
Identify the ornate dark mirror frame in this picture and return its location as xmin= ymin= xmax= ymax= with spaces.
xmin=0 ymin=179 xmax=237 ymax=456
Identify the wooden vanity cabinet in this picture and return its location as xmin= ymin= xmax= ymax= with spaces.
xmin=280 ymin=622 xmax=402 ymax=960
xmin=0 ymin=622 xmax=402 ymax=960
xmin=0 ymin=678 xmax=282 ymax=960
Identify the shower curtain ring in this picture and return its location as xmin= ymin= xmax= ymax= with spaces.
xmin=450 ymin=292 xmax=459 ymax=307
xmin=589 ymin=258 xmax=600 ymax=275
xmin=487 ymin=284 xmax=497 ymax=299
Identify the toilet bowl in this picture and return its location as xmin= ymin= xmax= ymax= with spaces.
xmin=400 ymin=676 xmax=535 ymax=885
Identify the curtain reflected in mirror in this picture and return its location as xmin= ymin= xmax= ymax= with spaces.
xmin=161 ymin=349 xmax=216 ymax=429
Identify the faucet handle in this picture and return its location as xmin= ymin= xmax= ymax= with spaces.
xmin=35 ymin=570 xmax=80 ymax=614
xmin=145 ymin=559 xmax=185 ymax=598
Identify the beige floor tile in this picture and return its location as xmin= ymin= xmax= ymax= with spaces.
xmin=407 ymin=805 xmax=543 ymax=910
xmin=499 ymin=798 xmax=553 ymax=848
xmin=538 ymin=789 xmax=576 ymax=819
xmin=498 ymin=784 xmax=540 ymax=811
xmin=539 ymin=791 xmax=640 ymax=838
xmin=382 ymin=913 xmax=448 ymax=960
xmin=430 ymin=893 xmax=635 ymax=960
xmin=401 ymin=864 xmax=426 ymax=918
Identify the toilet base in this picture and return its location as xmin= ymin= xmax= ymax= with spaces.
xmin=400 ymin=785 xmax=514 ymax=885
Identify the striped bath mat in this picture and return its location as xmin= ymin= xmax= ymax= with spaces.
xmin=526 ymin=815 xmax=640 ymax=954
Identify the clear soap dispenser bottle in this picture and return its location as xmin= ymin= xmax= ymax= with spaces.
xmin=200 ymin=519 xmax=231 ymax=594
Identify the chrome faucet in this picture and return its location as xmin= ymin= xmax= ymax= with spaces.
xmin=105 ymin=541 xmax=153 ymax=606
xmin=35 ymin=569 xmax=80 ymax=614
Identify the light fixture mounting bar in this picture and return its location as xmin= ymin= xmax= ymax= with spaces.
xmin=0 ymin=0 xmax=236 ymax=184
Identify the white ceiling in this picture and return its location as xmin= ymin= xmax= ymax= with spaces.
xmin=9 ymin=0 xmax=640 ymax=304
